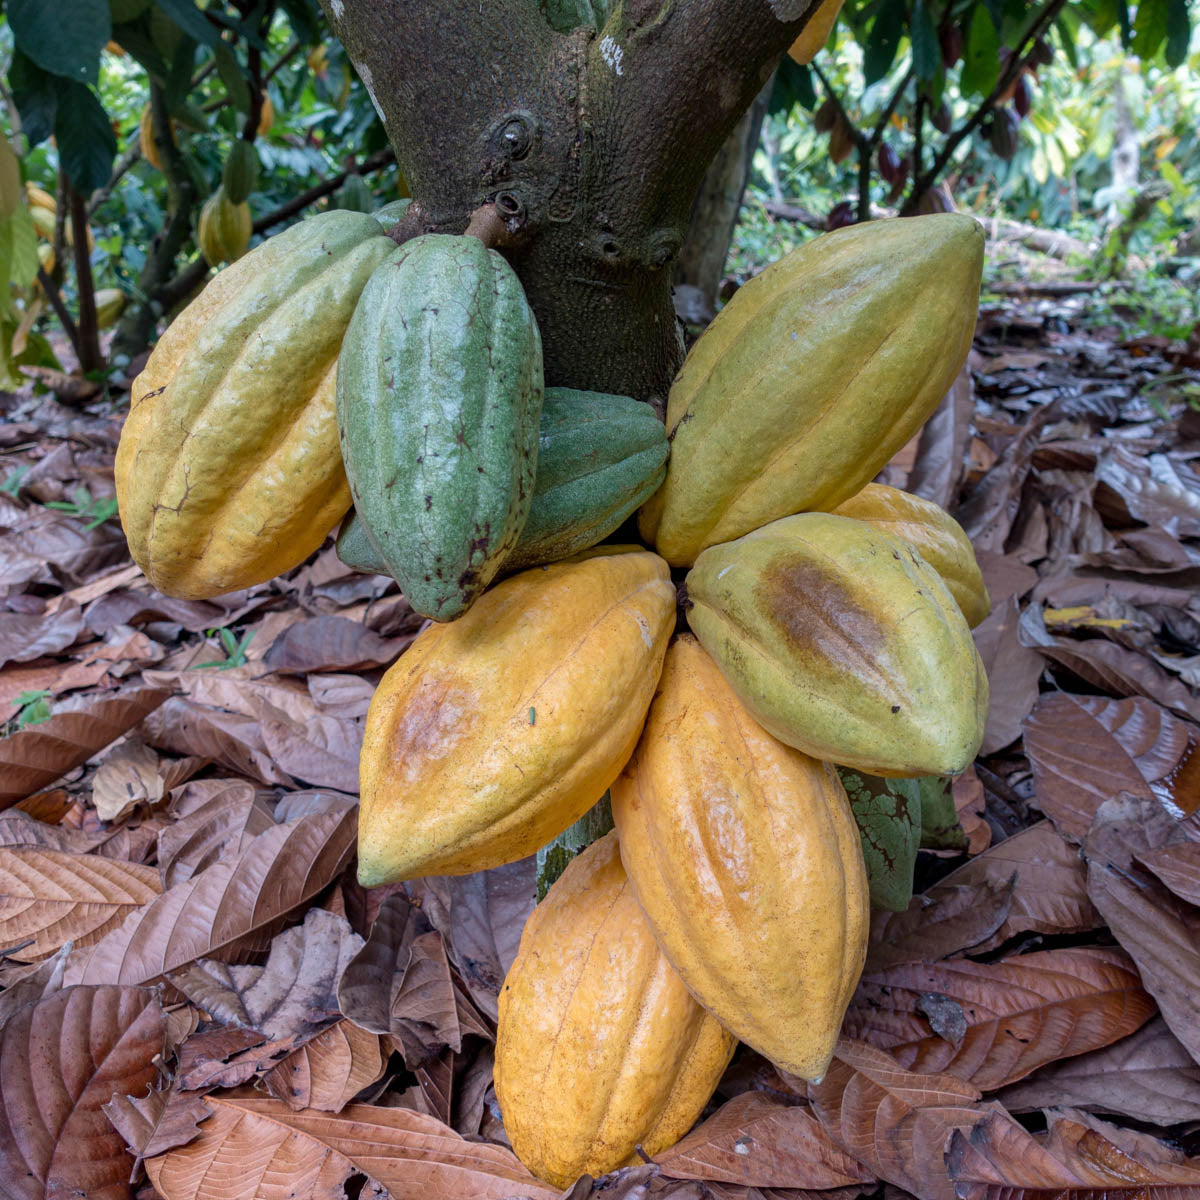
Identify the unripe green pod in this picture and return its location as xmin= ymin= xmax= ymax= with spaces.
xmin=337 ymin=233 xmax=544 ymax=621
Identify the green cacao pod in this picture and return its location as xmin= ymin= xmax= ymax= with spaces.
xmin=336 ymin=387 xmax=667 ymax=576
xmin=115 ymin=211 xmax=396 ymax=598
xmin=336 ymin=173 xmax=373 ymax=213
xmin=337 ymin=233 xmax=544 ymax=622
xmin=684 ymin=512 xmax=988 ymax=778
xmin=197 ymin=186 xmax=252 ymax=266
xmin=373 ymin=198 xmax=411 ymax=225
xmin=94 ymin=288 xmax=126 ymax=330
xmin=639 ymin=214 xmax=984 ymax=567
xmin=221 ymin=140 xmax=259 ymax=205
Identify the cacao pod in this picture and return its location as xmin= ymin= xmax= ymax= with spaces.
xmin=337 ymin=233 xmax=544 ymax=621
xmin=37 ymin=243 xmax=54 ymax=274
xmin=24 ymin=183 xmax=56 ymax=212
xmin=940 ymin=24 xmax=964 ymax=68
xmin=494 ymin=830 xmax=736 ymax=1188
xmin=639 ymin=214 xmax=984 ymax=566
xmin=373 ymin=198 xmax=411 ymax=225
xmin=94 ymin=288 xmax=126 ymax=330
xmin=684 ymin=513 xmax=989 ymax=777
xmin=1032 ymin=36 xmax=1054 ymax=66
xmin=788 ymin=0 xmax=844 ymax=64
xmin=115 ymin=211 xmax=396 ymax=598
xmin=1013 ymin=75 xmax=1034 ymax=118
xmin=221 ymin=140 xmax=259 ymax=205
xmin=611 ymin=636 xmax=869 ymax=1082
xmin=917 ymin=185 xmax=956 ymax=214
xmin=30 ymin=204 xmax=93 ymax=251
xmin=197 ymin=187 xmax=252 ymax=266
xmin=932 ymin=99 xmax=953 ymax=134
xmin=257 ymin=94 xmax=274 ymax=136
xmin=828 ymin=115 xmax=855 ymax=164
xmin=826 ymin=199 xmax=856 ymax=231
xmin=337 ymin=387 xmax=668 ymax=577
xmin=139 ymin=105 xmax=175 ymax=171
xmin=877 ymin=142 xmax=901 ymax=184
xmin=356 ymin=549 xmax=675 ymax=884
xmin=814 ymin=98 xmax=838 ymax=134
xmin=988 ymin=108 xmax=1020 ymax=160
xmin=831 ymin=483 xmax=990 ymax=627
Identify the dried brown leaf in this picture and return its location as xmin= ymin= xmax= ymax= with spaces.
xmin=144 ymin=1093 xmax=559 ymax=1200
xmin=0 ymin=686 xmax=171 ymax=808
xmin=103 ymin=1085 xmax=212 ymax=1162
xmin=654 ymin=1092 xmax=874 ymax=1188
xmin=263 ymin=614 xmax=415 ymax=674
xmin=0 ymin=846 xmax=162 ymax=961
xmin=845 ymin=947 xmax=1155 ymax=1091
xmin=64 ymin=805 xmax=356 ymax=986
xmin=170 ymin=907 xmax=362 ymax=1040
xmin=92 ymin=739 xmax=168 ymax=822
xmin=930 ymin=821 xmax=1101 ymax=952
xmin=805 ymin=1039 xmax=985 ymax=1200
xmin=0 ymin=808 xmax=114 ymax=854
xmin=255 ymin=700 xmax=361 ymax=794
xmin=1139 ymin=841 xmax=1200 ymax=905
xmin=997 ymin=1017 xmax=1200 ymax=1124
xmin=175 ymin=1027 xmax=282 ymax=1090
xmin=0 ymin=985 xmax=165 ymax=1200
xmin=972 ymin=597 xmax=1043 ymax=754
xmin=0 ymin=943 xmax=69 ymax=1027
xmin=1084 ymin=794 xmax=1200 ymax=1066
xmin=307 ymin=672 xmax=376 ymax=717
xmin=156 ymin=779 xmax=275 ymax=887
xmin=263 ymin=1018 xmax=385 ymax=1112
xmin=0 ymin=602 xmax=84 ymax=668
xmin=1024 ymin=693 xmax=1189 ymax=841
xmin=865 ymin=880 xmax=1014 ymax=973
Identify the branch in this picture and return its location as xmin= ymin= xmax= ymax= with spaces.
xmin=35 ymin=266 xmax=81 ymax=359
xmin=252 ymin=145 xmax=396 ymax=233
xmin=87 ymin=139 xmax=142 ymax=217
xmin=68 ymin=187 xmax=103 ymax=373
xmin=902 ymin=0 xmax=1068 ymax=213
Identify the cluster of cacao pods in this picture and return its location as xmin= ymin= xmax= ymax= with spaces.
xmin=113 ymin=197 xmax=988 ymax=1186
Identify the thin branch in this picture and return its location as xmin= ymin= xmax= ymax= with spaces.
xmin=87 ymin=139 xmax=143 ymax=217
xmin=251 ymin=145 xmax=396 ymax=233
xmin=68 ymin=187 xmax=103 ymax=373
xmin=35 ymin=267 xmax=81 ymax=359
xmin=265 ymin=40 xmax=302 ymax=81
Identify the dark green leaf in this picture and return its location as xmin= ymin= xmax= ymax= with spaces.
xmin=1165 ymin=0 xmax=1191 ymax=66
xmin=911 ymin=0 xmax=940 ymax=80
xmin=164 ymin=34 xmax=200 ymax=113
xmin=916 ymin=776 xmax=969 ymax=851
xmin=9 ymin=53 xmax=58 ymax=146
xmin=863 ymin=1 xmax=904 ymax=85
xmin=214 ymin=42 xmax=251 ymax=113
xmin=8 ymin=0 xmax=110 ymax=84
xmin=110 ymin=21 xmax=170 ymax=80
xmin=55 ymin=81 xmax=118 ymax=194
xmin=840 ymin=769 xmax=920 ymax=912
xmin=1131 ymin=0 xmax=1168 ymax=59
xmin=276 ymin=0 xmax=319 ymax=44
xmin=152 ymin=0 xmax=222 ymax=50
xmin=768 ymin=56 xmax=816 ymax=118
xmin=1054 ymin=14 xmax=1079 ymax=68
xmin=961 ymin=3 xmax=1001 ymax=97
xmin=109 ymin=0 xmax=152 ymax=19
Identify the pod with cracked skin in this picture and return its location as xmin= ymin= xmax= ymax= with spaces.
xmin=611 ymin=636 xmax=868 ymax=1082
xmin=685 ymin=512 xmax=989 ymax=777
xmin=356 ymin=548 xmax=676 ymax=884
xmin=832 ymin=483 xmax=990 ymax=627
xmin=337 ymin=233 xmax=543 ymax=622
xmin=336 ymin=387 xmax=668 ymax=576
xmin=494 ymin=830 xmax=736 ymax=1188
xmin=115 ymin=210 xmax=395 ymax=599
xmin=639 ymin=213 xmax=985 ymax=566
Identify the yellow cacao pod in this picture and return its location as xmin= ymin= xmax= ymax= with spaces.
xmin=36 ymin=243 xmax=54 ymax=275
xmin=832 ymin=483 xmax=990 ymax=627
xmin=685 ymin=513 xmax=989 ymax=777
xmin=115 ymin=211 xmax=396 ymax=598
xmin=139 ymin=105 xmax=176 ymax=171
xmin=789 ymin=0 xmax=844 ymax=62
xmin=94 ymin=288 xmax=126 ymax=330
xmin=197 ymin=187 xmax=252 ymax=266
xmin=24 ymin=183 xmax=56 ymax=213
xmin=257 ymin=94 xmax=275 ymax=136
xmin=495 ymin=830 xmax=736 ymax=1188
xmin=30 ymin=207 xmax=55 ymax=240
xmin=357 ymin=549 xmax=675 ymax=885
xmin=612 ymin=636 xmax=868 ymax=1081
xmin=639 ymin=214 xmax=984 ymax=566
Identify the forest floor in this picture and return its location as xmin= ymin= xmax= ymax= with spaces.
xmin=1 ymin=249 xmax=1200 ymax=1199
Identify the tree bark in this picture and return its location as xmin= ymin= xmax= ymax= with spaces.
xmin=318 ymin=0 xmax=818 ymax=408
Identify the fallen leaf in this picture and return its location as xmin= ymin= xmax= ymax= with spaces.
xmin=845 ymin=947 xmax=1155 ymax=1091
xmin=144 ymin=1093 xmax=560 ymax=1200
xmin=0 ymin=985 xmax=165 ymax=1199
xmin=255 ymin=699 xmax=362 ymax=794
xmin=91 ymin=738 xmax=168 ymax=822
xmin=0 ymin=846 xmax=162 ymax=961
xmin=1139 ymin=841 xmax=1200 ymax=905
xmin=805 ymin=1039 xmax=985 ymax=1200
xmin=307 ymin=672 xmax=377 ymax=717
xmin=971 ymin=596 xmax=1043 ymax=754
xmin=263 ymin=614 xmax=415 ymax=674
xmin=0 ymin=601 xmax=84 ymax=668
xmin=64 ymin=805 xmax=356 ymax=986
xmin=0 ymin=686 xmax=171 ymax=808
xmin=1083 ymin=794 xmax=1200 ymax=1066
xmin=0 ymin=943 xmax=69 ymax=1026
xmin=156 ymin=779 xmax=275 ymax=887
xmin=654 ymin=1092 xmax=875 ymax=1188
xmin=170 ymin=908 xmax=362 ymax=1040
xmin=1024 ymin=693 xmax=1189 ymax=840
xmin=103 ymin=1085 xmax=213 ymax=1164
xmin=997 ymin=1017 xmax=1200 ymax=1125
xmin=263 ymin=1018 xmax=386 ymax=1112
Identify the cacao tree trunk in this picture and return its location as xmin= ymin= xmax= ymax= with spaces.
xmin=318 ymin=0 xmax=819 ymax=410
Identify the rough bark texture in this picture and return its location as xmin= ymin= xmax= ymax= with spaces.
xmin=318 ymin=0 xmax=817 ymax=407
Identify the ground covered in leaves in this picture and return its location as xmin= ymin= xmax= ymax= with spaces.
xmin=1 ymin=279 xmax=1200 ymax=1200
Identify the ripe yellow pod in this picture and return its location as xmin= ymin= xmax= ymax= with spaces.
xmin=357 ymin=549 xmax=676 ymax=884
xmin=639 ymin=214 xmax=984 ymax=566
xmin=788 ymin=0 xmax=844 ymax=63
xmin=197 ymin=187 xmax=252 ymax=265
xmin=115 ymin=211 xmax=396 ymax=598
xmin=612 ymin=636 xmax=868 ymax=1082
xmin=139 ymin=105 xmax=176 ymax=171
xmin=832 ymin=483 xmax=990 ymax=627
xmin=257 ymin=94 xmax=275 ymax=136
xmin=24 ymin=183 xmax=56 ymax=213
xmin=685 ymin=513 xmax=988 ymax=777
xmin=494 ymin=831 xmax=736 ymax=1188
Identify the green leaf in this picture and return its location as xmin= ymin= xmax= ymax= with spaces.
xmin=1164 ymin=0 xmax=1192 ymax=66
xmin=151 ymin=0 xmax=222 ymax=50
xmin=1132 ymin=0 xmax=1168 ymax=59
xmin=911 ymin=0 xmax=941 ymax=81
xmin=109 ymin=0 xmax=152 ymax=19
xmin=54 ymin=81 xmax=118 ymax=195
xmin=839 ymin=769 xmax=920 ymax=912
xmin=863 ymin=1 xmax=904 ymax=85
xmin=110 ymin=21 xmax=170 ymax=80
xmin=164 ymin=33 xmax=200 ymax=113
xmin=276 ymin=0 xmax=319 ymax=43
xmin=916 ymin=776 xmax=969 ymax=851
xmin=961 ymin=3 xmax=1001 ymax=97
xmin=10 ymin=53 xmax=59 ymax=146
xmin=8 ymin=206 xmax=39 ymax=290
xmin=769 ymin=55 xmax=816 ymax=118
xmin=214 ymin=43 xmax=251 ymax=114
xmin=8 ymin=0 xmax=110 ymax=84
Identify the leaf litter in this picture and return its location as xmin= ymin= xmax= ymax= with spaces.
xmin=2 ymin=279 xmax=1200 ymax=1199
